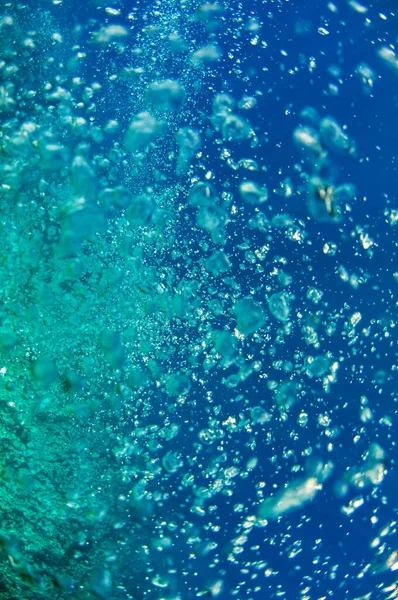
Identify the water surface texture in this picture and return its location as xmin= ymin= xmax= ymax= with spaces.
xmin=0 ymin=0 xmax=397 ymax=599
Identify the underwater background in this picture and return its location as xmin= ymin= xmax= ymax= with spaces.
xmin=0 ymin=0 xmax=397 ymax=598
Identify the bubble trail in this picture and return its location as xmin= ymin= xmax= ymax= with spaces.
xmin=0 ymin=1 xmax=396 ymax=599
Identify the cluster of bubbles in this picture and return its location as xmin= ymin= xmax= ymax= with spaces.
xmin=0 ymin=1 xmax=396 ymax=599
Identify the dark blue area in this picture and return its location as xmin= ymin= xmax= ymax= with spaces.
xmin=175 ymin=2 xmax=397 ymax=598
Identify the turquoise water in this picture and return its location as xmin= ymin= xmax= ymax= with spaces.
xmin=0 ymin=1 xmax=397 ymax=598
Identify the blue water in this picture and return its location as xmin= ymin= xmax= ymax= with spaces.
xmin=0 ymin=1 xmax=397 ymax=599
